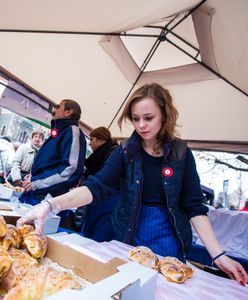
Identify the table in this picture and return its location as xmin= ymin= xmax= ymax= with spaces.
xmin=49 ymin=232 xmax=248 ymax=300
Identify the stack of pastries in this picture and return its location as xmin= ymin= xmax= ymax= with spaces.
xmin=0 ymin=215 xmax=84 ymax=299
xmin=128 ymin=246 xmax=193 ymax=283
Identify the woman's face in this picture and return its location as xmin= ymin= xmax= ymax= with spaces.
xmin=131 ymin=97 xmax=163 ymax=143
xmin=89 ymin=137 xmax=104 ymax=151
xmin=32 ymin=134 xmax=43 ymax=148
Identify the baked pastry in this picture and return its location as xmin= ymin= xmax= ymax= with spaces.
xmin=3 ymin=265 xmax=82 ymax=300
xmin=0 ymin=215 xmax=7 ymax=237
xmin=0 ymin=247 xmax=13 ymax=280
xmin=3 ymin=182 xmax=24 ymax=193
xmin=43 ymin=266 xmax=82 ymax=297
xmin=18 ymin=224 xmax=35 ymax=237
xmin=3 ymin=225 xmax=21 ymax=250
xmin=158 ymin=256 xmax=193 ymax=283
xmin=128 ymin=246 xmax=159 ymax=270
xmin=23 ymin=233 xmax=48 ymax=259
xmin=6 ymin=248 xmax=38 ymax=284
xmin=18 ymin=224 xmax=35 ymax=247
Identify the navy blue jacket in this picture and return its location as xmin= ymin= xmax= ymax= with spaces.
xmin=29 ymin=118 xmax=86 ymax=197
xmin=85 ymin=131 xmax=208 ymax=255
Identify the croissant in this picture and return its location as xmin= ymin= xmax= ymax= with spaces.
xmin=158 ymin=257 xmax=193 ymax=283
xmin=23 ymin=233 xmax=47 ymax=259
xmin=18 ymin=224 xmax=35 ymax=237
xmin=0 ymin=247 xmax=13 ymax=280
xmin=3 ymin=265 xmax=82 ymax=300
xmin=0 ymin=215 xmax=7 ymax=237
xmin=128 ymin=246 xmax=159 ymax=270
xmin=7 ymin=248 xmax=37 ymax=266
xmin=18 ymin=224 xmax=35 ymax=247
xmin=42 ymin=267 xmax=82 ymax=298
xmin=3 ymin=225 xmax=21 ymax=251
xmin=7 ymin=248 xmax=38 ymax=284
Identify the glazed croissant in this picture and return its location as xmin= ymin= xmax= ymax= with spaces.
xmin=0 ymin=247 xmax=13 ymax=280
xmin=0 ymin=215 xmax=7 ymax=237
xmin=158 ymin=257 xmax=193 ymax=283
xmin=3 ymin=265 xmax=82 ymax=300
xmin=18 ymin=224 xmax=35 ymax=247
xmin=23 ymin=233 xmax=47 ymax=259
xmin=4 ymin=248 xmax=38 ymax=288
xmin=128 ymin=246 xmax=159 ymax=270
xmin=18 ymin=224 xmax=35 ymax=237
xmin=3 ymin=225 xmax=21 ymax=251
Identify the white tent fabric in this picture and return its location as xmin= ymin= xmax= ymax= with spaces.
xmin=0 ymin=0 xmax=247 ymax=152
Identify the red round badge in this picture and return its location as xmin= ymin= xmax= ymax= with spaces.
xmin=50 ymin=128 xmax=59 ymax=138
xmin=162 ymin=167 xmax=173 ymax=177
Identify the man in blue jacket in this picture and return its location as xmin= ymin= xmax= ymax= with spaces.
xmin=20 ymin=99 xmax=86 ymax=220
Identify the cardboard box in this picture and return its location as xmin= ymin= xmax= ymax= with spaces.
xmin=45 ymin=237 xmax=158 ymax=300
xmin=0 ymin=201 xmax=61 ymax=234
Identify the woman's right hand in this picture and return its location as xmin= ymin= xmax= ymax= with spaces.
xmin=16 ymin=202 xmax=51 ymax=234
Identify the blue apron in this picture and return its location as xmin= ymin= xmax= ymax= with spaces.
xmin=134 ymin=203 xmax=183 ymax=261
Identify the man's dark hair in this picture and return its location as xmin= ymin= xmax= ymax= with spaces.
xmin=62 ymin=99 xmax=82 ymax=121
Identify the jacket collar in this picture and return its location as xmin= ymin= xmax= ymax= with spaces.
xmin=125 ymin=131 xmax=172 ymax=160
xmin=51 ymin=118 xmax=78 ymax=131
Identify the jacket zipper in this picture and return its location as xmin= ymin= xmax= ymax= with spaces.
xmin=131 ymin=169 xmax=143 ymax=243
xmin=163 ymin=179 xmax=186 ymax=260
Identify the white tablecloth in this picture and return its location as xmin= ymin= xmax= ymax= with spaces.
xmin=50 ymin=232 xmax=247 ymax=300
xmin=193 ymin=208 xmax=248 ymax=259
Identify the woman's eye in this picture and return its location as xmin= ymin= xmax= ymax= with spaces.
xmin=145 ymin=116 xmax=153 ymax=121
xmin=132 ymin=117 xmax=139 ymax=122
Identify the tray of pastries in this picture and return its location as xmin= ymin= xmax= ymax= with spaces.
xmin=128 ymin=246 xmax=193 ymax=283
xmin=0 ymin=215 xmax=88 ymax=299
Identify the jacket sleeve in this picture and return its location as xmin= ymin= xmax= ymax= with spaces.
xmin=84 ymin=146 xmax=123 ymax=204
xmin=5 ymin=149 xmax=15 ymax=175
xmin=10 ymin=145 xmax=26 ymax=181
xmin=180 ymin=148 xmax=209 ymax=219
xmin=31 ymin=126 xmax=85 ymax=194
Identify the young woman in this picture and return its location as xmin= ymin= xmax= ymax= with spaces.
xmin=17 ymin=83 xmax=248 ymax=284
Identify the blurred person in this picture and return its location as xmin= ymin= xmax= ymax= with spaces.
xmin=214 ymin=202 xmax=223 ymax=209
xmin=8 ymin=131 xmax=44 ymax=187
xmin=229 ymin=205 xmax=236 ymax=211
xmin=239 ymin=200 xmax=248 ymax=212
xmin=17 ymin=83 xmax=248 ymax=285
xmin=0 ymin=136 xmax=15 ymax=183
xmin=74 ymin=126 xmax=120 ymax=241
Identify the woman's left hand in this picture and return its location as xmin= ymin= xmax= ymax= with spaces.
xmin=214 ymin=255 xmax=248 ymax=285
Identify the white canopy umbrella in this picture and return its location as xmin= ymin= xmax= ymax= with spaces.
xmin=0 ymin=0 xmax=247 ymax=153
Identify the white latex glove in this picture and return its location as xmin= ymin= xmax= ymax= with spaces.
xmin=16 ymin=201 xmax=51 ymax=234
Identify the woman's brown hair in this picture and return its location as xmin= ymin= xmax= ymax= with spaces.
xmin=118 ymin=83 xmax=180 ymax=144
xmin=90 ymin=127 xmax=112 ymax=142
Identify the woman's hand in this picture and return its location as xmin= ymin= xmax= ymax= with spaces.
xmin=214 ymin=255 xmax=248 ymax=285
xmin=16 ymin=202 xmax=51 ymax=234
